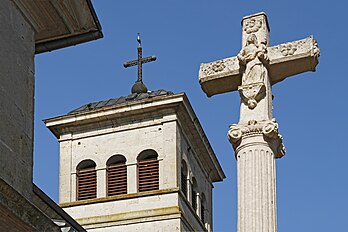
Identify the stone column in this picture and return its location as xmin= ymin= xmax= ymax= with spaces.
xmin=97 ymin=169 xmax=107 ymax=198
xmin=229 ymin=119 xmax=284 ymax=232
xmin=197 ymin=193 xmax=202 ymax=217
xmin=127 ymin=164 xmax=137 ymax=194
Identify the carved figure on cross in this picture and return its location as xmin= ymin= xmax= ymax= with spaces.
xmin=124 ymin=33 xmax=156 ymax=94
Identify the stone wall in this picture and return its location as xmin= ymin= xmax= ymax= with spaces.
xmin=178 ymin=126 xmax=212 ymax=231
xmin=0 ymin=0 xmax=35 ymax=200
xmin=59 ymin=114 xmax=178 ymax=203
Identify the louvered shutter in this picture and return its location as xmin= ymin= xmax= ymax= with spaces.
xmin=181 ymin=172 xmax=187 ymax=197
xmin=107 ymin=163 xmax=127 ymax=196
xmin=201 ymin=204 xmax=205 ymax=223
xmin=138 ymin=158 xmax=159 ymax=192
xmin=77 ymin=167 xmax=97 ymax=200
xmin=192 ymin=190 xmax=197 ymax=211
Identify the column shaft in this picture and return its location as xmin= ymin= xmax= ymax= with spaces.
xmin=237 ymin=141 xmax=277 ymax=232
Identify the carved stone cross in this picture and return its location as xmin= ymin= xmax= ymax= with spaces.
xmin=198 ymin=12 xmax=320 ymax=232
xmin=199 ymin=12 xmax=319 ymax=126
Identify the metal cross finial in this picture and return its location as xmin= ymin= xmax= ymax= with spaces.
xmin=137 ymin=33 xmax=141 ymax=47
xmin=123 ymin=33 xmax=157 ymax=94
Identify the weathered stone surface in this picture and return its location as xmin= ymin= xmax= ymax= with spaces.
xmin=0 ymin=0 xmax=35 ymax=201
xmin=0 ymin=178 xmax=60 ymax=232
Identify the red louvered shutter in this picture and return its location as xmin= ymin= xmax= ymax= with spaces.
xmin=138 ymin=158 xmax=159 ymax=192
xmin=77 ymin=167 xmax=97 ymax=200
xmin=107 ymin=163 xmax=127 ymax=196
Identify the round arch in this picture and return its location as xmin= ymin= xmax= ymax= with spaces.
xmin=76 ymin=159 xmax=97 ymax=201
xmin=137 ymin=149 xmax=159 ymax=192
xmin=106 ymin=154 xmax=127 ymax=196
xmin=106 ymin=154 xmax=127 ymax=166
xmin=76 ymin=159 xmax=96 ymax=171
xmin=137 ymin=149 xmax=158 ymax=161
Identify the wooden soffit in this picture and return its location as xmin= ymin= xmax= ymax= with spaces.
xmin=13 ymin=0 xmax=103 ymax=54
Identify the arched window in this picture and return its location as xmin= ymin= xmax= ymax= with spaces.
xmin=191 ymin=177 xmax=198 ymax=212
xmin=107 ymin=155 xmax=127 ymax=196
xmin=76 ymin=160 xmax=97 ymax=200
xmin=137 ymin=149 xmax=159 ymax=192
xmin=181 ymin=160 xmax=188 ymax=197
xmin=201 ymin=193 xmax=206 ymax=224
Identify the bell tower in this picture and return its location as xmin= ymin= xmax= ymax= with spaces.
xmin=45 ymin=89 xmax=225 ymax=231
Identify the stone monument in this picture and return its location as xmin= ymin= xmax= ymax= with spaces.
xmin=198 ymin=12 xmax=320 ymax=232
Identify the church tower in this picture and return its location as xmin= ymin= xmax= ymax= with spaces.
xmin=44 ymin=36 xmax=225 ymax=231
xmin=45 ymin=90 xmax=225 ymax=231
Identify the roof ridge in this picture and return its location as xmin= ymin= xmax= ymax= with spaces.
xmin=68 ymin=89 xmax=174 ymax=115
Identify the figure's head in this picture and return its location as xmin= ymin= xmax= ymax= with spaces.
xmin=246 ymin=34 xmax=258 ymax=46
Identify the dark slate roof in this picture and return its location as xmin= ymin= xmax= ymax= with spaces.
xmin=69 ymin=89 xmax=174 ymax=114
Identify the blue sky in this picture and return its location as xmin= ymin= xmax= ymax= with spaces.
xmin=34 ymin=1 xmax=347 ymax=231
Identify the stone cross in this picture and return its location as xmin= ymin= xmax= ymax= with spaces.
xmin=198 ymin=12 xmax=320 ymax=232
xmin=124 ymin=33 xmax=157 ymax=94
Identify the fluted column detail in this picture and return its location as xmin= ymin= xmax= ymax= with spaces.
xmin=228 ymin=119 xmax=285 ymax=232
xmin=237 ymin=141 xmax=277 ymax=232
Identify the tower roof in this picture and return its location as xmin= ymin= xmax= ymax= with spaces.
xmin=69 ymin=89 xmax=173 ymax=114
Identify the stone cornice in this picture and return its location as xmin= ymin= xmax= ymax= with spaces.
xmin=76 ymin=206 xmax=181 ymax=227
xmin=60 ymin=188 xmax=180 ymax=208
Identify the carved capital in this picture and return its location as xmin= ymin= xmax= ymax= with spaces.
xmin=228 ymin=119 xmax=285 ymax=158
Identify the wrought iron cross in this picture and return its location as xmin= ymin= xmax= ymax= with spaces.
xmin=124 ymin=33 xmax=156 ymax=93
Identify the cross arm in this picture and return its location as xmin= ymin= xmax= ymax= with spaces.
xmin=123 ymin=60 xmax=138 ymax=68
xmin=198 ymin=36 xmax=320 ymax=97
xmin=123 ymin=56 xmax=156 ymax=68
xmin=267 ymin=37 xmax=320 ymax=85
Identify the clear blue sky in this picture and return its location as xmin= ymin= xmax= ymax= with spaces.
xmin=34 ymin=1 xmax=347 ymax=231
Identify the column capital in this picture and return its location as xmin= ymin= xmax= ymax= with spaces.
xmin=228 ymin=118 xmax=285 ymax=158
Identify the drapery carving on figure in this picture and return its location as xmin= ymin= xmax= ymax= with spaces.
xmin=237 ymin=34 xmax=269 ymax=109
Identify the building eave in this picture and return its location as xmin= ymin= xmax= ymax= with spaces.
xmin=13 ymin=0 xmax=103 ymax=54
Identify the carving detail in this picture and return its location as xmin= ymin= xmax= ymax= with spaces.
xmin=244 ymin=18 xmax=262 ymax=34
xmin=212 ymin=60 xmax=226 ymax=72
xmin=228 ymin=119 xmax=285 ymax=158
xmin=311 ymin=38 xmax=320 ymax=57
xmin=280 ymin=43 xmax=297 ymax=56
xmin=237 ymin=34 xmax=269 ymax=109
xmin=262 ymin=119 xmax=279 ymax=139
xmin=201 ymin=60 xmax=226 ymax=76
xmin=238 ymin=82 xmax=265 ymax=109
